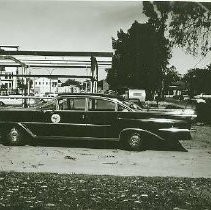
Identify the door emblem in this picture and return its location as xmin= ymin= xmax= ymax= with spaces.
xmin=51 ymin=114 xmax=61 ymax=123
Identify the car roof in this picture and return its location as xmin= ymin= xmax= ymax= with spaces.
xmin=58 ymin=93 xmax=123 ymax=99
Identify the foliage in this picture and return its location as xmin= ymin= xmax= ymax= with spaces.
xmin=163 ymin=65 xmax=181 ymax=92
xmin=61 ymin=79 xmax=80 ymax=87
xmin=0 ymin=84 xmax=8 ymax=94
xmin=107 ymin=21 xmax=171 ymax=100
xmin=143 ymin=2 xmax=211 ymax=56
xmin=17 ymin=78 xmax=27 ymax=90
xmin=17 ymin=78 xmax=33 ymax=89
xmin=1 ymin=172 xmax=211 ymax=209
xmin=0 ymin=66 xmax=5 ymax=72
xmin=183 ymin=64 xmax=211 ymax=97
xmin=16 ymin=78 xmax=33 ymax=95
xmin=0 ymin=84 xmax=7 ymax=90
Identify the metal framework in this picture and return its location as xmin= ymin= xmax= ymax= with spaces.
xmin=0 ymin=50 xmax=113 ymax=57
xmin=0 ymin=50 xmax=113 ymax=93
xmin=0 ymin=74 xmax=92 ymax=79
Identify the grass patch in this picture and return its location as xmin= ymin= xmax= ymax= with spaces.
xmin=0 ymin=172 xmax=211 ymax=209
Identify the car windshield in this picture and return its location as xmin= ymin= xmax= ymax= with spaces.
xmin=121 ymin=100 xmax=142 ymax=111
xmin=35 ymin=99 xmax=56 ymax=110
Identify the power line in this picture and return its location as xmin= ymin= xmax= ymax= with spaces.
xmin=192 ymin=52 xmax=210 ymax=68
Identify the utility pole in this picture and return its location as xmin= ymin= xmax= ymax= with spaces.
xmin=48 ymin=69 xmax=56 ymax=94
xmin=90 ymin=55 xmax=98 ymax=93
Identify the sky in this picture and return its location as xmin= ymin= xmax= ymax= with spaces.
xmin=0 ymin=0 xmax=210 ymax=80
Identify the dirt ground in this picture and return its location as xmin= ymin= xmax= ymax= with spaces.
xmin=0 ymin=125 xmax=211 ymax=178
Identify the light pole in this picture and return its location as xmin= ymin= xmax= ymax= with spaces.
xmin=48 ymin=69 xmax=56 ymax=94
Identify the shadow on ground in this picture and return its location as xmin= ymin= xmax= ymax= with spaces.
xmin=0 ymin=136 xmax=188 ymax=152
xmin=34 ymin=139 xmax=119 ymax=150
xmin=29 ymin=137 xmax=188 ymax=152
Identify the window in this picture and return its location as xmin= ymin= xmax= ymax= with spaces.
xmin=58 ymin=98 xmax=85 ymax=111
xmin=40 ymin=101 xmax=56 ymax=110
xmin=118 ymin=104 xmax=129 ymax=112
xmin=58 ymin=99 xmax=68 ymax=110
xmin=72 ymin=98 xmax=85 ymax=110
xmin=88 ymin=98 xmax=115 ymax=111
xmin=52 ymin=82 xmax=57 ymax=87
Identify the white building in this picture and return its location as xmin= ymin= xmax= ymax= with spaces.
xmin=58 ymin=84 xmax=80 ymax=93
xmin=33 ymin=77 xmax=58 ymax=95
xmin=0 ymin=67 xmax=18 ymax=95
xmin=0 ymin=46 xmax=19 ymax=95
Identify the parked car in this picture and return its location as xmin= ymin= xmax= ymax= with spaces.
xmin=0 ymin=95 xmax=36 ymax=107
xmin=0 ymin=94 xmax=196 ymax=151
xmin=196 ymin=98 xmax=211 ymax=123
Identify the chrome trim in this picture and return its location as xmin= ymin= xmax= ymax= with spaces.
xmin=36 ymin=136 xmax=119 ymax=141
xmin=117 ymin=117 xmax=178 ymax=123
xmin=23 ymin=122 xmax=87 ymax=126
xmin=86 ymin=124 xmax=111 ymax=127
xmin=17 ymin=123 xmax=37 ymax=138
xmin=119 ymin=128 xmax=165 ymax=141
xmin=159 ymin=128 xmax=190 ymax=133
xmin=140 ymin=118 xmax=177 ymax=123
xmin=23 ymin=122 xmax=111 ymax=127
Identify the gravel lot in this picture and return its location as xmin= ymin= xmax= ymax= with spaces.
xmin=0 ymin=125 xmax=211 ymax=178
xmin=0 ymin=125 xmax=211 ymax=209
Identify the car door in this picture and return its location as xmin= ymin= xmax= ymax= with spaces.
xmin=85 ymin=97 xmax=119 ymax=139
xmin=27 ymin=97 xmax=87 ymax=138
xmin=47 ymin=96 xmax=87 ymax=137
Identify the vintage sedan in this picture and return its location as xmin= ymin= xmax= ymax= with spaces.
xmin=0 ymin=94 xmax=196 ymax=151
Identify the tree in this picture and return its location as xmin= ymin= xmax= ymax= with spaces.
xmin=163 ymin=66 xmax=181 ymax=94
xmin=0 ymin=84 xmax=8 ymax=95
xmin=143 ymin=1 xmax=211 ymax=56
xmin=17 ymin=79 xmax=26 ymax=92
xmin=107 ymin=21 xmax=171 ymax=100
xmin=183 ymin=64 xmax=211 ymax=97
xmin=61 ymin=79 xmax=80 ymax=87
xmin=17 ymin=78 xmax=33 ymax=94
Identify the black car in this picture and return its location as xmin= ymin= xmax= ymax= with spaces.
xmin=196 ymin=98 xmax=211 ymax=123
xmin=0 ymin=94 xmax=196 ymax=151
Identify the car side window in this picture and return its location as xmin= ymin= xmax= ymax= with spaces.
xmin=71 ymin=98 xmax=85 ymax=110
xmin=88 ymin=99 xmax=116 ymax=111
xmin=58 ymin=98 xmax=85 ymax=111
